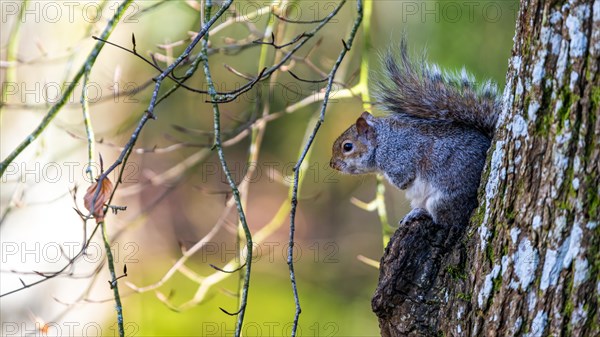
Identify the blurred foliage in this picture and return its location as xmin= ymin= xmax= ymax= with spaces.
xmin=127 ymin=260 xmax=378 ymax=336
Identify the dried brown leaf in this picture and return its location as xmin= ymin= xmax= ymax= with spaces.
xmin=83 ymin=177 xmax=113 ymax=222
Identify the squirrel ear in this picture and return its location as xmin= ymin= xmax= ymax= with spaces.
xmin=360 ymin=111 xmax=374 ymax=122
xmin=356 ymin=117 xmax=375 ymax=143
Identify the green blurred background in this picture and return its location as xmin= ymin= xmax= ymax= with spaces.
xmin=0 ymin=0 xmax=518 ymax=336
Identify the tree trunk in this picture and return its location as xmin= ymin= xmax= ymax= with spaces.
xmin=372 ymin=0 xmax=599 ymax=336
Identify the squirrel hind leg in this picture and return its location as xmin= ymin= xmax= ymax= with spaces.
xmin=427 ymin=194 xmax=478 ymax=227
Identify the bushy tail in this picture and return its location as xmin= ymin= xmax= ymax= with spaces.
xmin=375 ymin=40 xmax=501 ymax=139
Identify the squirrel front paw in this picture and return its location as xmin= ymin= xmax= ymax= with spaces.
xmin=401 ymin=208 xmax=432 ymax=225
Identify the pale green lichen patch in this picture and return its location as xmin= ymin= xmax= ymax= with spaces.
xmin=527 ymin=310 xmax=548 ymax=337
xmin=511 ymin=237 xmax=539 ymax=290
xmin=478 ymin=264 xmax=500 ymax=308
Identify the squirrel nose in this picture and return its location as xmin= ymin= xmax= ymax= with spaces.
xmin=330 ymin=159 xmax=339 ymax=170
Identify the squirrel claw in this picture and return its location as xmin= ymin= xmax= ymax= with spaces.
xmin=401 ymin=208 xmax=432 ymax=225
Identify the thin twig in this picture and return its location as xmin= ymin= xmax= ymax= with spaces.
xmin=288 ymin=70 xmax=329 ymax=83
xmin=100 ymin=220 xmax=125 ymax=337
xmin=288 ymin=1 xmax=363 ymax=336
xmin=200 ymin=1 xmax=252 ymax=336
xmin=273 ymin=10 xmax=336 ymax=24
xmin=81 ymin=65 xmax=96 ymax=182
xmin=0 ymin=0 xmax=135 ymax=177
xmin=205 ymin=67 xmax=267 ymax=103
xmin=0 ymin=223 xmax=102 ymax=297
xmin=210 ymin=263 xmax=247 ymax=274
xmin=253 ymin=32 xmax=305 ymax=49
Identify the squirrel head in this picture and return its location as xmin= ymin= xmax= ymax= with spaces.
xmin=330 ymin=111 xmax=377 ymax=174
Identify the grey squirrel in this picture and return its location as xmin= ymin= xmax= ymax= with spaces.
xmin=330 ymin=41 xmax=500 ymax=227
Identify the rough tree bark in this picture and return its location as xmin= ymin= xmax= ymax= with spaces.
xmin=372 ymin=0 xmax=599 ymax=336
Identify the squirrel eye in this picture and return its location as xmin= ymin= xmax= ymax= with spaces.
xmin=342 ymin=142 xmax=353 ymax=153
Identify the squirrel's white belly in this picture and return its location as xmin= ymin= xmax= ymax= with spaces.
xmin=405 ymin=177 xmax=441 ymax=213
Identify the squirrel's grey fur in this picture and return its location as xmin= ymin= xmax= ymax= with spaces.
xmin=330 ymin=41 xmax=500 ymax=227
